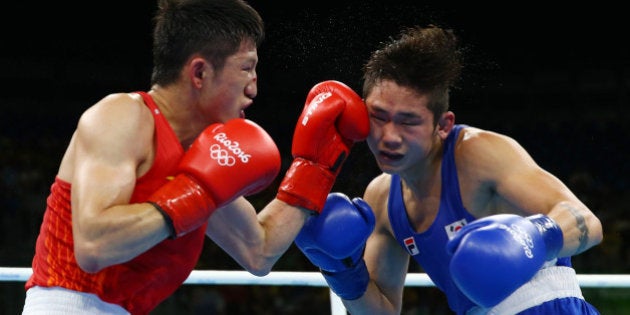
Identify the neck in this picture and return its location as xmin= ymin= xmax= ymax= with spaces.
xmin=148 ymin=85 xmax=203 ymax=148
xmin=399 ymin=139 xmax=444 ymax=197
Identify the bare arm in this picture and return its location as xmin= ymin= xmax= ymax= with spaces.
xmin=460 ymin=128 xmax=603 ymax=258
xmin=343 ymin=174 xmax=409 ymax=315
xmin=206 ymin=197 xmax=310 ymax=276
xmin=68 ymin=94 xmax=171 ymax=273
xmin=539 ymin=193 xmax=601 ymax=257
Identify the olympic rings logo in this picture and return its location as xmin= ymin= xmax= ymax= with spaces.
xmin=502 ymin=223 xmax=535 ymax=259
xmin=209 ymin=144 xmax=236 ymax=166
xmin=209 ymin=132 xmax=252 ymax=167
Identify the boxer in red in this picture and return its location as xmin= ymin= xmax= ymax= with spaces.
xmin=21 ymin=1 xmax=369 ymax=314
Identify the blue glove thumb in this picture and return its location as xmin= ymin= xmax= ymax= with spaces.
xmin=295 ymin=192 xmax=375 ymax=272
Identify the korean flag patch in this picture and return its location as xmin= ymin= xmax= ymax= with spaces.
xmin=445 ymin=218 xmax=468 ymax=240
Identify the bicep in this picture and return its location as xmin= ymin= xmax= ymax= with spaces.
xmin=71 ymin=98 xmax=150 ymax=230
xmin=488 ymin=137 xmax=579 ymax=215
xmin=491 ymin=145 xmax=602 ymax=256
xmin=464 ymin=130 xmax=578 ymax=215
xmin=467 ymin=131 xmax=602 ymax=255
xmin=497 ymin=166 xmax=580 ymax=215
xmin=72 ymin=143 xmax=137 ymax=221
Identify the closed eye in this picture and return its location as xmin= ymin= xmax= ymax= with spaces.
xmin=370 ymin=114 xmax=388 ymax=123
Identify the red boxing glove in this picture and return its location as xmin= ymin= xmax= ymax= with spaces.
xmin=276 ymin=80 xmax=369 ymax=212
xmin=149 ymin=119 xmax=281 ymax=238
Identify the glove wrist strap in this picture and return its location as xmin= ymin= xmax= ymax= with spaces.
xmin=527 ymin=214 xmax=564 ymax=260
xmin=321 ymin=258 xmax=369 ymax=300
xmin=148 ymin=174 xmax=217 ymax=239
xmin=276 ymin=158 xmax=335 ymax=213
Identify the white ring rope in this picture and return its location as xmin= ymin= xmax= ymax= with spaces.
xmin=1 ymin=268 xmax=629 ymax=288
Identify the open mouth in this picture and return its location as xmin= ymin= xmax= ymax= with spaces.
xmin=380 ymin=151 xmax=404 ymax=162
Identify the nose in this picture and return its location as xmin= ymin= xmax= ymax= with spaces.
xmin=381 ymin=122 xmax=401 ymax=148
xmin=246 ymin=73 xmax=257 ymax=99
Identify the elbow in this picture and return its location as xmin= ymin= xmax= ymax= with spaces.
xmin=239 ymin=257 xmax=273 ymax=277
xmin=243 ymin=262 xmax=273 ymax=277
xmin=231 ymin=244 xmax=276 ymax=276
xmin=571 ymin=211 xmax=604 ymax=255
xmin=74 ymin=241 xmax=105 ymax=273
xmin=589 ymin=214 xmax=604 ymax=246
xmin=248 ymin=268 xmax=272 ymax=277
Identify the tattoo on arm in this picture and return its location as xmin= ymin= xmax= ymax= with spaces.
xmin=562 ymin=202 xmax=589 ymax=254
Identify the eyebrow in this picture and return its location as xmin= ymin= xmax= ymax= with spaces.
xmin=372 ymin=108 xmax=420 ymax=120
xmin=396 ymin=112 xmax=420 ymax=119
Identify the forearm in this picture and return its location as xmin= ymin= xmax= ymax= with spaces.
xmin=74 ymin=203 xmax=170 ymax=272
xmin=343 ymin=248 xmax=406 ymax=315
xmin=343 ymin=282 xmax=401 ymax=315
xmin=548 ymin=201 xmax=603 ymax=257
xmin=207 ymin=198 xmax=309 ymax=275
xmin=255 ymin=199 xmax=311 ymax=269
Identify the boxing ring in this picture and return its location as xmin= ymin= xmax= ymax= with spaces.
xmin=2 ymin=268 xmax=629 ymax=314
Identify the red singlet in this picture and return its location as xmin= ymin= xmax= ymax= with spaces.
xmin=25 ymin=92 xmax=207 ymax=315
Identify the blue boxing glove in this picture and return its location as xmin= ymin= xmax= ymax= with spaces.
xmin=295 ymin=192 xmax=375 ymax=300
xmin=446 ymin=214 xmax=563 ymax=308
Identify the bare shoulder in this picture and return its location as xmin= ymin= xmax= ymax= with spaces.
xmin=76 ymin=93 xmax=153 ymax=140
xmin=75 ymin=92 xmax=155 ymax=158
xmin=456 ymin=126 xmax=529 ymax=164
xmin=58 ymin=93 xmax=155 ymax=181
xmin=458 ymin=126 xmax=522 ymax=153
xmin=80 ymin=93 xmax=148 ymax=126
xmin=364 ymin=173 xmax=392 ymax=215
xmin=455 ymin=125 xmax=536 ymax=185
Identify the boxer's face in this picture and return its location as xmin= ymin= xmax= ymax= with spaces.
xmin=200 ymin=39 xmax=259 ymax=124
xmin=364 ymin=80 xmax=438 ymax=174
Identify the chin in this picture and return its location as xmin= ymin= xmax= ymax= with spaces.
xmin=377 ymin=163 xmax=400 ymax=175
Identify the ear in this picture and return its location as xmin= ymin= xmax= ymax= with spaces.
xmin=436 ymin=111 xmax=455 ymax=140
xmin=189 ymin=57 xmax=210 ymax=88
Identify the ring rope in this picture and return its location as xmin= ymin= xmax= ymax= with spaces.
xmin=1 ymin=268 xmax=629 ymax=288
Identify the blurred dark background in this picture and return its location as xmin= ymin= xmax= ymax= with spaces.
xmin=1 ymin=0 xmax=629 ymax=314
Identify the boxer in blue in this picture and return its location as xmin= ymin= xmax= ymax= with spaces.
xmin=295 ymin=25 xmax=603 ymax=314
